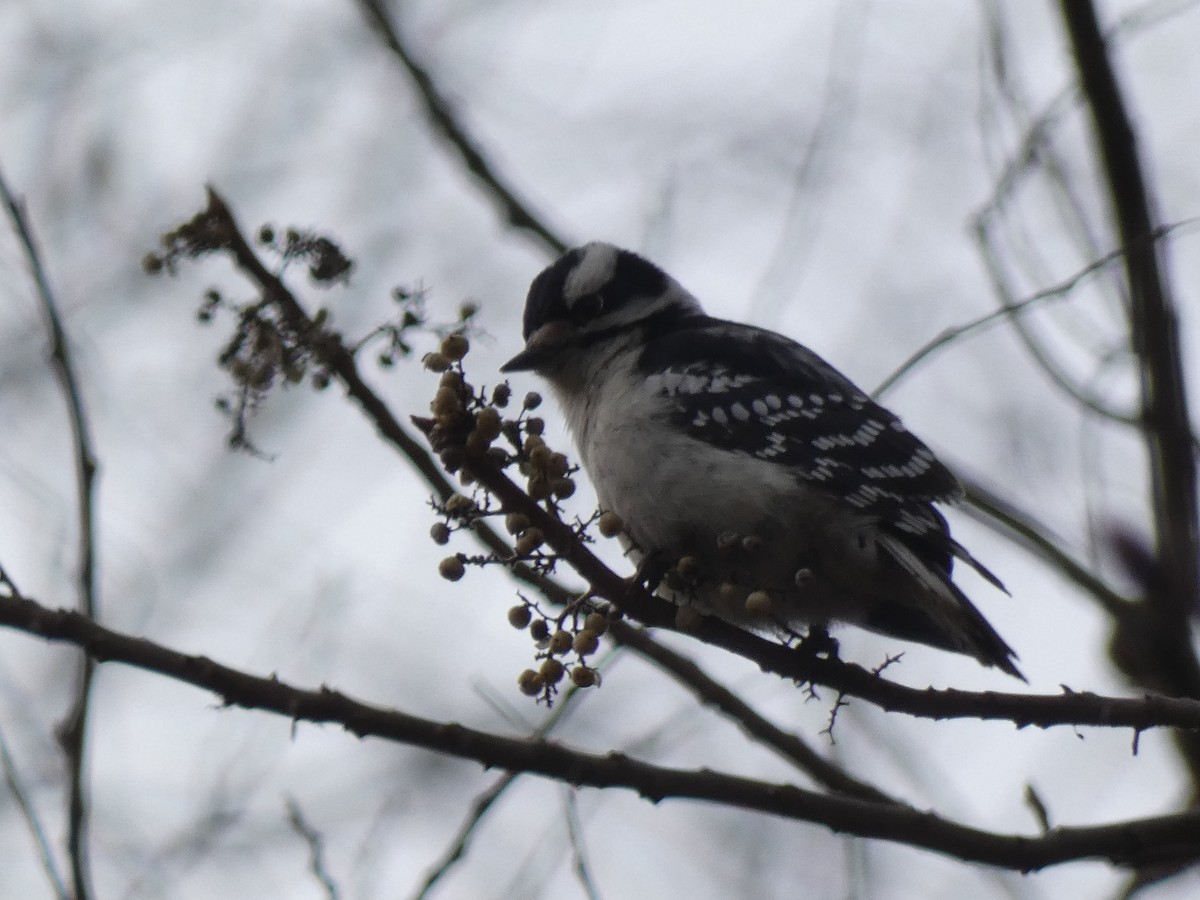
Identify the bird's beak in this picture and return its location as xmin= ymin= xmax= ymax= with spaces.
xmin=500 ymin=320 xmax=577 ymax=373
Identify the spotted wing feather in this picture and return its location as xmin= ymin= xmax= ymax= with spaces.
xmin=639 ymin=316 xmax=962 ymax=517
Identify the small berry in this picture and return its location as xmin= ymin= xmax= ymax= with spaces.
xmin=429 ymin=522 xmax=451 ymax=545
xmin=431 ymin=386 xmax=461 ymax=416
xmin=539 ymin=658 xmax=565 ymax=684
xmin=546 ymin=452 xmax=569 ymax=477
xmin=475 ymin=407 xmax=502 ymax=438
xmin=445 ymin=494 xmax=474 ymax=516
xmin=573 ymin=629 xmax=600 ymax=656
xmin=527 ymin=477 xmax=553 ymax=501
xmin=550 ymin=477 xmax=575 ymax=499
xmin=440 ymin=332 xmax=470 ymax=362
xmin=492 ymin=384 xmax=512 ymax=407
xmin=597 ymin=511 xmax=623 ymax=538
xmin=570 ymin=666 xmax=597 ymax=688
xmin=583 ymin=612 xmax=609 ymax=635
xmin=507 ymin=605 xmax=533 ymax=629
xmin=548 ymin=630 xmax=573 ymax=655
xmin=505 ymin=512 xmax=531 ymax=535
xmin=518 ymin=669 xmax=544 ymax=696
xmin=529 ymin=619 xmax=551 ymax=642
xmin=524 ymin=417 xmax=545 ymax=436
xmin=438 ymin=556 xmax=465 ymax=581
xmin=514 ymin=527 xmax=545 ymax=556
xmin=422 ymin=351 xmax=451 ymax=372
xmin=745 ymin=590 xmax=773 ymax=617
xmin=523 ymin=391 xmax=543 ymax=410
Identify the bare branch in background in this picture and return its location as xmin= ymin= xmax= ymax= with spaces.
xmin=956 ymin=473 xmax=1131 ymax=619
xmin=412 ymin=662 xmax=606 ymax=899
xmin=562 ymin=788 xmax=602 ymax=900
xmin=354 ymin=0 xmax=569 ymax=256
xmin=0 ymin=166 xmax=98 ymax=900
xmin=1059 ymin=0 xmax=1200 ymax=786
xmin=874 ymin=221 xmax=1192 ymax=401
xmin=0 ymin=723 xmax=70 ymax=900
xmin=286 ymin=796 xmax=341 ymax=900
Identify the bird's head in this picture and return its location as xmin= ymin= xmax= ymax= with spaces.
xmin=502 ymin=242 xmax=702 ymax=375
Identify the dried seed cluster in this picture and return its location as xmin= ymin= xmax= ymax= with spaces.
xmin=420 ymin=334 xmax=636 ymax=703
xmin=512 ymin=603 xmax=613 ymax=699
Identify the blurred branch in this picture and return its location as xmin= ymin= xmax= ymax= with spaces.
xmin=285 ymin=796 xmax=340 ymax=900
xmin=974 ymin=214 xmax=1142 ymax=426
xmin=0 ymin=724 xmax=70 ymax=900
xmin=874 ymin=221 xmax=1190 ymax=401
xmin=354 ymin=0 xmax=569 ymax=255
xmin=1059 ymin=0 xmax=1200 ymax=780
xmin=4 ymin=588 xmax=1200 ymax=871
xmin=608 ymin=622 xmax=897 ymax=804
xmin=0 ymin=166 xmax=97 ymax=900
xmin=413 ymin=669 xmax=600 ymax=899
xmin=957 ymin=473 xmax=1131 ymax=619
xmin=562 ymin=788 xmax=601 ymax=900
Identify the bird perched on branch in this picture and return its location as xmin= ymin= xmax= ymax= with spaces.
xmin=502 ymin=242 xmax=1022 ymax=679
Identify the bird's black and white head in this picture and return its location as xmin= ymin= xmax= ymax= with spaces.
xmin=501 ymin=242 xmax=702 ymax=378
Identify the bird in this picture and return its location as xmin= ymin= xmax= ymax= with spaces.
xmin=501 ymin=242 xmax=1022 ymax=679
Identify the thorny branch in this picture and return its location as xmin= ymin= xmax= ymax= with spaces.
xmin=2 ymin=586 xmax=1200 ymax=872
xmin=0 ymin=167 xmax=98 ymax=900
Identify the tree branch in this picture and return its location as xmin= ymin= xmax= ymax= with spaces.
xmin=0 ymin=166 xmax=98 ymax=900
xmin=354 ymin=0 xmax=568 ymax=255
xmin=1059 ymin=0 xmax=1200 ymax=782
xmin=2 ymin=587 xmax=1200 ymax=872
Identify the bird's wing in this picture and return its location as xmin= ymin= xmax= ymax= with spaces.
xmin=639 ymin=315 xmax=964 ymax=520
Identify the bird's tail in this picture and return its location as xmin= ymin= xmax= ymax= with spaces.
xmin=867 ymin=533 xmax=1024 ymax=680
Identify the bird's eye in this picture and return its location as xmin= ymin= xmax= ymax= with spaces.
xmin=570 ymin=291 xmax=604 ymax=322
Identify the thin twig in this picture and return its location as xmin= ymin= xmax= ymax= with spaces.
xmin=0 ymin=724 xmax=70 ymax=900
xmin=285 ymin=796 xmax=341 ymax=900
xmin=874 ymin=221 xmax=1190 ymax=399
xmin=412 ymin=666 xmax=604 ymax=900
xmin=956 ymin=473 xmax=1131 ymax=619
xmin=0 ymin=166 xmax=98 ymax=900
xmin=4 ymin=589 xmax=1200 ymax=870
xmin=354 ymin=0 xmax=568 ymax=256
xmin=562 ymin=788 xmax=602 ymax=900
xmin=609 ymin=621 xmax=897 ymax=804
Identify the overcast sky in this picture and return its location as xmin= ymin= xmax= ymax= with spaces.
xmin=2 ymin=1 xmax=1200 ymax=897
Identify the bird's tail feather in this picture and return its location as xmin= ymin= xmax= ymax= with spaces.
xmin=872 ymin=533 xmax=1024 ymax=680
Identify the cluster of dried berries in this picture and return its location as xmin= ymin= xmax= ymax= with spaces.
xmin=422 ymin=334 xmax=629 ymax=702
